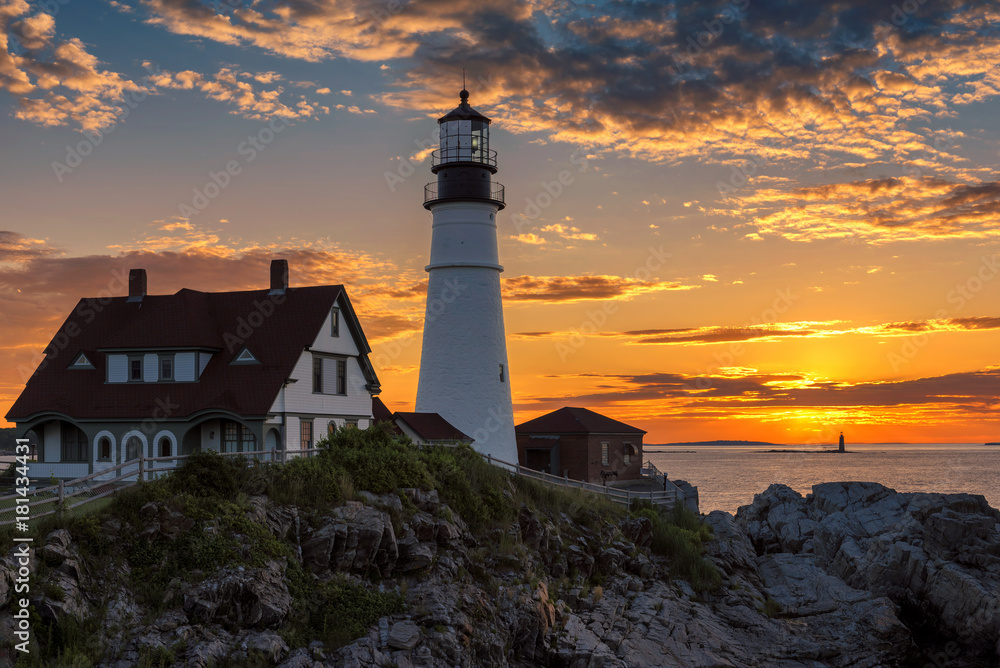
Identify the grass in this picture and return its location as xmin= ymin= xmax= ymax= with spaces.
xmin=631 ymin=501 xmax=722 ymax=593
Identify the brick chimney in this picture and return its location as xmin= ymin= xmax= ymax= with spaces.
xmin=269 ymin=259 xmax=288 ymax=295
xmin=127 ymin=269 xmax=146 ymax=303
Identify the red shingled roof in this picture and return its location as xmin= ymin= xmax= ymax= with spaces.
xmin=515 ymin=406 xmax=646 ymax=435
xmin=7 ymin=285 xmax=379 ymax=423
xmin=394 ymin=412 xmax=472 ymax=442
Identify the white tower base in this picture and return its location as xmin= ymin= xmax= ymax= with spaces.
xmin=416 ymin=204 xmax=517 ymax=464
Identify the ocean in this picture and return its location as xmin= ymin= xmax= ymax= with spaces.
xmin=645 ymin=443 xmax=1000 ymax=515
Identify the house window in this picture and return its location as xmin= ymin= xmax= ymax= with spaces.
xmin=126 ymin=436 xmax=141 ymax=462
xmin=61 ymin=425 xmax=88 ymax=462
xmin=601 ymin=441 xmax=609 ymax=466
xmin=346 ymin=419 xmax=359 ymax=429
xmin=336 ymin=359 xmax=346 ymax=395
xmin=159 ymin=437 xmax=171 ymax=458
xmin=129 ymin=357 xmax=143 ymax=381
xmin=331 ymin=308 xmax=340 ymax=337
xmin=300 ymin=421 xmax=313 ymax=450
xmin=159 ymin=355 xmax=174 ymax=381
xmin=313 ymin=357 xmax=323 ymax=393
xmin=328 ymin=420 xmax=337 ymax=435
xmin=223 ymin=421 xmax=239 ymax=453
xmin=98 ymin=437 xmax=112 ymax=461
xmin=623 ymin=443 xmax=631 ymax=466
xmin=242 ymin=428 xmax=256 ymax=453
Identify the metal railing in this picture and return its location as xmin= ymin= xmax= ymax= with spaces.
xmin=0 ymin=448 xmax=322 ymax=527
xmin=485 ymin=455 xmax=677 ymax=509
xmin=424 ymin=181 xmax=505 ymax=207
xmin=431 ymin=147 xmax=497 ymax=168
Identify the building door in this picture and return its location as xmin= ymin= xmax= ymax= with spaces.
xmin=525 ymin=448 xmax=552 ymax=474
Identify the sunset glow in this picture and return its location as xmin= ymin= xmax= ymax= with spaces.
xmin=1 ymin=0 xmax=998 ymax=444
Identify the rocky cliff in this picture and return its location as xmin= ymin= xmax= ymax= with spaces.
xmin=2 ymin=474 xmax=999 ymax=667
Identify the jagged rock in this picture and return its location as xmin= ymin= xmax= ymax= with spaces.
xmin=410 ymin=511 xmax=439 ymax=542
xmin=183 ymin=560 xmax=291 ymax=628
xmin=300 ymin=502 xmax=398 ymax=576
xmin=396 ymin=526 xmax=434 ymax=572
xmin=401 ymin=488 xmax=439 ymax=512
xmin=388 ymin=620 xmax=422 ymax=650
xmin=619 ymin=516 xmax=653 ymax=548
xmin=566 ymin=545 xmax=594 ymax=580
xmin=138 ymin=501 xmax=196 ymax=540
xmin=739 ymin=481 xmax=1000 ymax=662
xmin=233 ymin=629 xmax=290 ymax=664
xmin=518 ymin=505 xmax=546 ymax=551
xmin=265 ymin=504 xmax=300 ymax=541
xmin=595 ymin=547 xmax=625 ymax=574
xmin=357 ymin=490 xmax=404 ymax=514
xmin=673 ymin=479 xmax=700 ymax=514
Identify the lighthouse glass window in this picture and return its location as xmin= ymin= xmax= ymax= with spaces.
xmin=440 ymin=120 xmax=489 ymax=163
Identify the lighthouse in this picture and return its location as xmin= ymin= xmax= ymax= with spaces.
xmin=415 ymin=88 xmax=517 ymax=463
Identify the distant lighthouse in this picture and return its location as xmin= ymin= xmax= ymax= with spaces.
xmin=839 ymin=432 xmax=845 ymax=453
xmin=415 ymin=88 xmax=517 ymax=462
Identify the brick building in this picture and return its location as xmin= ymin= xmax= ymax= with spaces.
xmin=515 ymin=407 xmax=645 ymax=483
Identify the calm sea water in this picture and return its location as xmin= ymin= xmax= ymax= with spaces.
xmin=646 ymin=443 xmax=1000 ymax=515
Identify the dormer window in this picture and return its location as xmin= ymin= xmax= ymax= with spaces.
xmin=159 ymin=355 xmax=174 ymax=381
xmin=331 ymin=307 xmax=340 ymax=337
xmin=231 ymin=347 xmax=259 ymax=365
xmin=69 ymin=352 xmax=95 ymax=370
xmin=129 ymin=356 xmax=143 ymax=381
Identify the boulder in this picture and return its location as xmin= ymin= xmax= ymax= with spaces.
xmin=183 ymin=561 xmax=291 ymax=628
xmin=300 ymin=502 xmax=398 ymax=576
xmin=388 ymin=620 xmax=422 ymax=650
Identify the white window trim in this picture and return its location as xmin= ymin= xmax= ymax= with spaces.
xmin=93 ymin=430 xmax=116 ymax=464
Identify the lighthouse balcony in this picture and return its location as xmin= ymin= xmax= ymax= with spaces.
xmin=424 ymin=181 xmax=505 ymax=210
xmin=431 ymin=148 xmax=498 ymax=172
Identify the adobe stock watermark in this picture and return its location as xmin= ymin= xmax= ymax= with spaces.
xmin=511 ymin=145 xmax=594 ymax=236
xmin=17 ymin=268 xmax=134 ymax=382
xmin=223 ymin=292 xmax=288 ymax=353
xmin=668 ymin=0 xmax=749 ymax=76
xmin=556 ymin=246 xmax=673 ymax=362
xmin=384 ymin=125 xmax=441 ymax=192
xmin=887 ymin=254 xmax=998 ymax=371
xmin=357 ymin=0 xmax=406 ymax=46
xmin=51 ymin=62 xmax=161 ymax=182
xmin=684 ymin=287 xmax=799 ymax=391
xmin=370 ymin=277 xmax=465 ymax=370
xmin=178 ymin=114 xmax=293 ymax=217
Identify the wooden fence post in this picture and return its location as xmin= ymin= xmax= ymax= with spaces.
xmin=138 ymin=452 xmax=145 ymax=483
xmin=58 ymin=479 xmax=64 ymax=506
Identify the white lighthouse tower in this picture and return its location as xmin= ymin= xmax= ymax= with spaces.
xmin=416 ymin=88 xmax=517 ymax=463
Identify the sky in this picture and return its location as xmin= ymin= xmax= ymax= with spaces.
xmin=1 ymin=0 xmax=998 ymax=445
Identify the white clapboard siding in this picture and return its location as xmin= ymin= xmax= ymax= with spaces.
xmin=144 ymin=353 xmax=158 ymax=382
xmin=107 ymin=354 xmax=127 ymax=383
xmin=281 ymin=352 xmax=373 ymax=417
xmin=199 ymin=352 xmax=212 ymax=376
xmin=175 ymin=352 xmax=196 ymax=381
xmin=309 ymin=299 xmax=360 ymax=357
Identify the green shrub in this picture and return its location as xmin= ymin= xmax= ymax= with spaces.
xmin=633 ymin=504 xmax=721 ymax=592
xmin=318 ymin=422 xmax=433 ymax=493
xmin=283 ymin=563 xmax=404 ymax=648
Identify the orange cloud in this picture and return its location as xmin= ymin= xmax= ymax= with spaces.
xmin=1 ymin=2 xmax=148 ymax=131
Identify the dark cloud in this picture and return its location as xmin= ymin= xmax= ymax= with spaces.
xmin=520 ymin=367 xmax=1000 ymax=413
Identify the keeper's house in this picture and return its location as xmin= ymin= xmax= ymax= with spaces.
xmin=516 ymin=407 xmax=645 ymax=483
xmin=5 ymin=259 xmax=381 ymax=480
